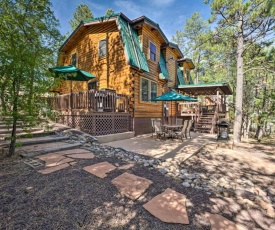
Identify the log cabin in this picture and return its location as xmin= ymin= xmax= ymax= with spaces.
xmin=50 ymin=13 xmax=232 ymax=136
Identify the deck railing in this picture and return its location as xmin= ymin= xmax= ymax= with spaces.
xmin=48 ymin=90 xmax=130 ymax=113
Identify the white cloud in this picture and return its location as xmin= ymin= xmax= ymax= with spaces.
xmin=114 ymin=0 xmax=144 ymax=18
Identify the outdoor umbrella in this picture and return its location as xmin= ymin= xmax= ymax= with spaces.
xmin=152 ymin=90 xmax=197 ymax=102
xmin=49 ymin=65 xmax=96 ymax=109
xmin=152 ymin=90 xmax=197 ymax=124
xmin=49 ymin=65 xmax=96 ymax=92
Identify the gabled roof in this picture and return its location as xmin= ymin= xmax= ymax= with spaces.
xmin=178 ymin=58 xmax=195 ymax=69
xmin=131 ymin=16 xmax=169 ymax=44
xmin=59 ymin=12 xmax=186 ymax=73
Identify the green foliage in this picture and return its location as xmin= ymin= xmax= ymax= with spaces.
xmin=0 ymin=0 xmax=62 ymax=156
xmin=69 ymin=4 xmax=94 ymax=31
xmin=105 ymin=9 xmax=115 ymax=17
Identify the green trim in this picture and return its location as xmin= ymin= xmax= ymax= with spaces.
xmin=177 ymin=65 xmax=186 ymax=85
xmin=159 ymin=51 xmax=170 ymax=80
xmin=178 ymin=82 xmax=229 ymax=87
xmin=117 ymin=16 xmax=149 ymax=72
xmin=82 ymin=13 xmax=120 ymax=23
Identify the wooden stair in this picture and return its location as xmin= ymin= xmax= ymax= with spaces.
xmin=194 ymin=113 xmax=215 ymax=133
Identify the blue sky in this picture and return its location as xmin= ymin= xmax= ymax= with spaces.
xmin=51 ymin=0 xmax=211 ymax=40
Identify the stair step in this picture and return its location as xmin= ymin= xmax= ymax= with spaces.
xmin=20 ymin=142 xmax=83 ymax=158
xmin=2 ymin=130 xmax=57 ymax=140
xmin=0 ymin=128 xmax=43 ymax=135
xmin=0 ymin=136 xmax=70 ymax=148
xmin=0 ymin=124 xmax=32 ymax=129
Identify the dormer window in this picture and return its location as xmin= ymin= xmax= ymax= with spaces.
xmin=71 ymin=53 xmax=77 ymax=67
xmin=99 ymin=39 xmax=107 ymax=58
xmin=149 ymin=41 xmax=156 ymax=61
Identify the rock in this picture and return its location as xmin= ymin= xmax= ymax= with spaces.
xmin=144 ymin=162 xmax=149 ymax=167
xmin=266 ymin=188 xmax=275 ymax=197
xmin=244 ymin=180 xmax=254 ymax=187
xmin=115 ymin=163 xmax=120 ymax=167
xmin=159 ymin=168 xmax=167 ymax=175
xmin=180 ymin=169 xmax=187 ymax=174
xmin=25 ymin=187 xmax=33 ymax=193
xmin=182 ymin=182 xmax=190 ymax=187
xmin=255 ymin=198 xmax=275 ymax=218
xmin=234 ymin=189 xmax=256 ymax=201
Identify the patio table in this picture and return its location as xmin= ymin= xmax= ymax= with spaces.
xmin=162 ymin=125 xmax=183 ymax=139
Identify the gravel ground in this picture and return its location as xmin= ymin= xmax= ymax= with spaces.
xmin=1 ymin=141 xmax=275 ymax=229
xmin=1 ymin=152 xmax=214 ymax=230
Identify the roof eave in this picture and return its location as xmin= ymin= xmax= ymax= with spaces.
xmin=131 ymin=16 xmax=169 ymax=44
xmin=59 ymin=13 xmax=128 ymax=52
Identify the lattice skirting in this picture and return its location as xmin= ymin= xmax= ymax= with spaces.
xmin=57 ymin=113 xmax=133 ymax=136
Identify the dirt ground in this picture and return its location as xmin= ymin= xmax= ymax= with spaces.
xmin=0 ymin=136 xmax=275 ymax=229
xmin=0 ymin=154 xmax=213 ymax=230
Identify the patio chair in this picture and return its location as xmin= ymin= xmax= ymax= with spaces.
xmin=173 ymin=119 xmax=189 ymax=142
xmin=176 ymin=118 xmax=183 ymax=131
xmin=151 ymin=118 xmax=161 ymax=137
xmin=185 ymin=120 xmax=194 ymax=139
xmin=151 ymin=118 xmax=156 ymax=137
xmin=176 ymin=118 xmax=183 ymax=125
xmin=154 ymin=120 xmax=166 ymax=140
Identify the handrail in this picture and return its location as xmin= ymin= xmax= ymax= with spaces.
xmin=48 ymin=89 xmax=130 ymax=113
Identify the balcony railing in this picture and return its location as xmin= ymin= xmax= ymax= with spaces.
xmin=48 ymin=90 xmax=130 ymax=113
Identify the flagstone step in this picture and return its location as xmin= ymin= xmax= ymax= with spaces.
xmin=83 ymin=161 xmax=116 ymax=178
xmin=111 ymin=172 xmax=152 ymax=200
xmin=143 ymin=188 xmax=189 ymax=225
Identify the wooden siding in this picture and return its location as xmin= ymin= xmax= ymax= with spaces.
xmin=56 ymin=19 xmax=185 ymax=123
xmin=57 ymin=21 xmax=129 ymax=95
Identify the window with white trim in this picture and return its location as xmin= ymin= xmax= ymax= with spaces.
xmin=141 ymin=78 xmax=157 ymax=103
xmin=149 ymin=41 xmax=156 ymax=61
xmin=98 ymin=39 xmax=107 ymax=58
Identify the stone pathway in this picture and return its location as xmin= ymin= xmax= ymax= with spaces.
xmin=31 ymin=148 xmax=253 ymax=229
xmin=143 ymin=188 xmax=189 ymax=224
xmin=83 ymin=162 xmax=116 ymax=178
xmin=111 ymin=172 xmax=152 ymax=200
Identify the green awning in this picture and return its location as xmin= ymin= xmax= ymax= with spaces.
xmin=152 ymin=90 xmax=197 ymax=101
xmin=159 ymin=51 xmax=170 ymax=80
xmin=49 ymin=65 xmax=96 ymax=81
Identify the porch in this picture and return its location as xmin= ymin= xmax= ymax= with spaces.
xmin=48 ymin=89 xmax=133 ymax=136
xmin=176 ymin=82 xmax=232 ymax=134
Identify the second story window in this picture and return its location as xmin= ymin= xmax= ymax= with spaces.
xmin=99 ymin=39 xmax=107 ymax=58
xmin=149 ymin=41 xmax=156 ymax=61
xmin=71 ymin=53 xmax=77 ymax=67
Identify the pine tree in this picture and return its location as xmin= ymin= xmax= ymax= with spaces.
xmin=205 ymin=0 xmax=275 ymax=143
xmin=69 ymin=4 xmax=94 ymax=31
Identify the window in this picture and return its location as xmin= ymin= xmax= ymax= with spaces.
xmin=71 ymin=53 xmax=77 ymax=66
xmin=99 ymin=39 xmax=107 ymax=58
xmin=141 ymin=78 xmax=157 ymax=103
xmin=149 ymin=41 xmax=156 ymax=61
xmin=88 ymin=81 xmax=98 ymax=90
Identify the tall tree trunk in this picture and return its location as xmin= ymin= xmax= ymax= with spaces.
xmin=8 ymin=78 xmax=18 ymax=157
xmin=233 ymin=14 xmax=244 ymax=143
